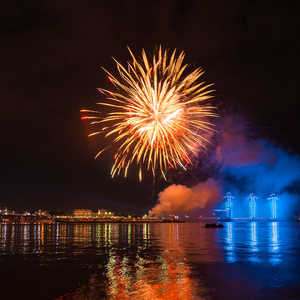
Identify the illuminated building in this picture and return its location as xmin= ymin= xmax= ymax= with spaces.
xmin=73 ymin=209 xmax=93 ymax=218
xmin=92 ymin=209 xmax=107 ymax=218
xmin=98 ymin=209 xmax=107 ymax=215
xmin=0 ymin=207 xmax=11 ymax=215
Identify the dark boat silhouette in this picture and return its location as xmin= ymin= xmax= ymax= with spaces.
xmin=205 ymin=223 xmax=224 ymax=228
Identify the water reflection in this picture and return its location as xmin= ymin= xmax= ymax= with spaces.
xmin=0 ymin=223 xmax=207 ymax=299
xmin=100 ymin=223 xmax=202 ymax=299
xmin=224 ymin=222 xmax=236 ymax=263
xmin=220 ymin=221 xmax=284 ymax=266
xmin=103 ymin=248 xmax=197 ymax=299
xmin=248 ymin=222 xmax=260 ymax=263
xmin=0 ymin=222 xmax=299 ymax=299
xmin=268 ymin=222 xmax=281 ymax=266
xmin=49 ymin=223 xmax=204 ymax=299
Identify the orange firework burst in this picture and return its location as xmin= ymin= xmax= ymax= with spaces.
xmin=81 ymin=46 xmax=217 ymax=181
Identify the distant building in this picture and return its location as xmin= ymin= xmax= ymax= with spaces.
xmin=0 ymin=207 xmax=11 ymax=215
xmin=73 ymin=209 xmax=93 ymax=218
xmin=98 ymin=209 xmax=107 ymax=215
xmin=92 ymin=209 xmax=114 ymax=218
xmin=34 ymin=209 xmax=49 ymax=217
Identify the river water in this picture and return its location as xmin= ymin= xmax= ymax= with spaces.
xmin=0 ymin=221 xmax=299 ymax=299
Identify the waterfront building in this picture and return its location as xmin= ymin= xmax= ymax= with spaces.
xmin=92 ymin=209 xmax=115 ymax=219
xmin=73 ymin=209 xmax=93 ymax=218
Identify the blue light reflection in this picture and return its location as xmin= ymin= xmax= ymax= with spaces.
xmin=221 ymin=222 xmax=284 ymax=266
xmin=224 ymin=222 xmax=236 ymax=263
xmin=268 ymin=222 xmax=281 ymax=266
xmin=248 ymin=222 xmax=261 ymax=264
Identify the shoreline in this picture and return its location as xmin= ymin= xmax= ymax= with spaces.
xmin=0 ymin=219 xmax=185 ymax=224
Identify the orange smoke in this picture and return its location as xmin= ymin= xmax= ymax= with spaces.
xmin=150 ymin=178 xmax=222 ymax=216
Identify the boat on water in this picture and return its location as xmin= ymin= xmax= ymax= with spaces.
xmin=205 ymin=223 xmax=224 ymax=228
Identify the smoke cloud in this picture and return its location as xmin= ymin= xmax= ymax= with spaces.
xmin=150 ymin=178 xmax=222 ymax=217
xmin=217 ymin=117 xmax=300 ymax=218
xmin=151 ymin=115 xmax=300 ymax=219
xmin=215 ymin=117 xmax=277 ymax=167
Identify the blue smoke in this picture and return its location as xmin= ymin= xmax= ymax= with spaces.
xmin=215 ymin=117 xmax=300 ymax=220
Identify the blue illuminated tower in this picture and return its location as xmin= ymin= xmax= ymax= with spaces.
xmin=247 ymin=193 xmax=257 ymax=219
xmin=268 ymin=193 xmax=278 ymax=219
xmin=224 ymin=192 xmax=234 ymax=219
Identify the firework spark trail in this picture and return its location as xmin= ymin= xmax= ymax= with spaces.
xmin=81 ymin=46 xmax=217 ymax=181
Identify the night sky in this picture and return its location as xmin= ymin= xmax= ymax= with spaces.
xmin=1 ymin=0 xmax=300 ymax=214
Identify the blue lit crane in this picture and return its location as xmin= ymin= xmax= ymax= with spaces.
xmin=224 ymin=192 xmax=234 ymax=219
xmin=247 ymin=193 xmax=258 ymax=219
xmin=268 ymin=193 xmax=278 ymax=219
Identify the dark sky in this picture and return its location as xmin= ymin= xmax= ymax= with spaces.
xmin=1 ymin=0 xmax=300 ymax=213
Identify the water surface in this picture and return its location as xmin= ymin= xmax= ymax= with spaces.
xmin=0 ymin=222 xmax=299 ymax=299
